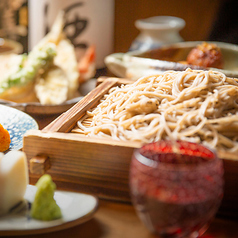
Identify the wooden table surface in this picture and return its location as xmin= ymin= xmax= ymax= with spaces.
xmin=16 ymin=113 xmax=238 ymax=238
xmin=8 ymin=199 xmax=238 ymax=238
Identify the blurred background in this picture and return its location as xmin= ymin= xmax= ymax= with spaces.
xmin=1 ymin=0 xmax=237 ymax=74
xmin=0 ymin=0 xmax=228 ymax=53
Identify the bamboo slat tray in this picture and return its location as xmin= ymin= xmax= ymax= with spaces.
xmin=23 ymin=77 xmax=238 ymax=219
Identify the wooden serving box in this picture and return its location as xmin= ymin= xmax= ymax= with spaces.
xmin=23 ymin=77 xmax=238 ymax=219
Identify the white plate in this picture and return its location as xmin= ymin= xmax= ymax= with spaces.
xmin=0 ymin=185 xmax=98 ymax=236
xmin=0 ymin=104 xmax=38 ymax=151
xmin=105 ymin=41 xmax=238 ymax=80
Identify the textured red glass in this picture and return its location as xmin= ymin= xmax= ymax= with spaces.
xmin=130 ymin=140 xmax=224 ymax=238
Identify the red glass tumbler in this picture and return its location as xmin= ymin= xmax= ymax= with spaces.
xmin=130 ymin=140 xmax=224 ymax=238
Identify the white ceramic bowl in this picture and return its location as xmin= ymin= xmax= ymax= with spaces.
xmin=105 ymin=41 xmax=238 ymax=80
xmin=0 ymin=38 xmax=23 ymax=55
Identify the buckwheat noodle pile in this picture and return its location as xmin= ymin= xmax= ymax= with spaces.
xmin=75 ymin=69 xmax=238 ymax=152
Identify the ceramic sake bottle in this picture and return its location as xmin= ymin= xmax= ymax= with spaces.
xmin=130 ymin=16 xmax=185 ymax=51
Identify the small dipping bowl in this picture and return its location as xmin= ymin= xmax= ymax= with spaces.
xmin=0 ymin=38 xmax=23 ymax=55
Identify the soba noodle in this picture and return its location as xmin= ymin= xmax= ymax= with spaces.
xmin=75 ymin=69 xmax=238 ymax=152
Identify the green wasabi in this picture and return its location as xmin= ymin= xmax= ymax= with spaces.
xmin=0 ymin=43 xmax=56 ymax=94
xmin=30 ymin=174 xmax=62 ymax=221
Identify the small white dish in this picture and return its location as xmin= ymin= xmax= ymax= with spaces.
xmin=0 ymin=185 xmax=98 ymax=236
xmin=0 ymin=38 xmax=23 ymax=55
xmin=106 ymin=41 xmax=238 ymax=80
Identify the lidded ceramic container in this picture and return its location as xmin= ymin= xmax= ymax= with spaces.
xmin=130 ymin=16 xmax=185 ymax=51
